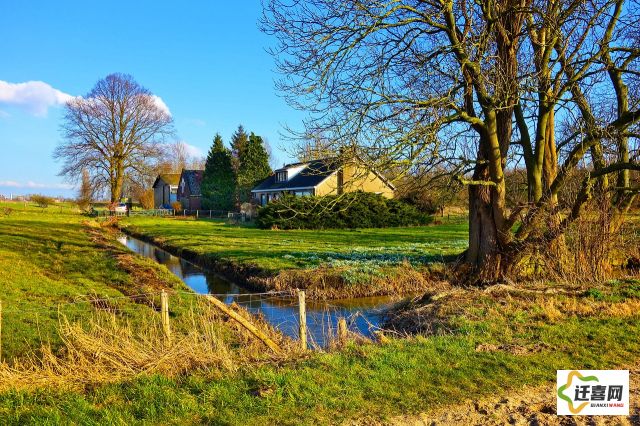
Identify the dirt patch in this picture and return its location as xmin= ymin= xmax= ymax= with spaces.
xmin=384 ymin=366 xmax=640 ymax=425
xmin=382 ymin=288 xmax=468 ymax=335
xmin=475 ymin=342 xmax=549 ymax=356
xmin=114 ymin=253 xmax=177 ymax=292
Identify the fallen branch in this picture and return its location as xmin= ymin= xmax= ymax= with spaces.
xmin=204 ymin=295 xmax=281 ymax=354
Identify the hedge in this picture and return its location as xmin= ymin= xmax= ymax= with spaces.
xmin=255 ymin=192 xmax=432 ymax=229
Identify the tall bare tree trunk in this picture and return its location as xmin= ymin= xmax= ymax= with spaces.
xmin=466 ymin=122 xmax=510 ymax=281
xmin=111 ymin=161 xmax=125 ymax=203
xmin=467 ymin=162 xmax=503 ymax=278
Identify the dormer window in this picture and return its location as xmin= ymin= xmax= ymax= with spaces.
xmin=276 ymin=171 xmax=288 ymax=182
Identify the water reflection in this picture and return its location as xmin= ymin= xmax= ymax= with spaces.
xmin=117 ymin=234 xmax=395 ymax=345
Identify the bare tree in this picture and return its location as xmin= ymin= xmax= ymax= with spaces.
xmin=262 ymin=0 xmax=640 ymax=281
xmin=158 ymin=141 xmax=205 ymax=173
xmin=296 ymin=132 xmax=337 ymax=162
xmin=55 ymin=73 xmax=174 ymax=203
xmin=31 ymin=194 xmax=53 ymax=209
xmin=76 ymin=168 xmax=93 ymax=211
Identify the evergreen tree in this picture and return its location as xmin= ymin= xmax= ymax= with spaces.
xmin=237 ymin=132 xmax=272 ymax=203
xmin=230 ymin=124 xmax=248 ymax=172
xmin=201 ymin=133 xmax=236 ymax=211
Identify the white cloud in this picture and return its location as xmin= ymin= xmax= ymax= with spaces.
xmin=0 ymin=180 xmax=74 ymax=190
xmin=151 ymin=95 xmax=171 ymax=116
xmin=0 ymin=80 xmax=74 ymax=117
xmin=180 ymin=141 xmax=203 ymax=157
xmin=0 ymin=80 xmax=172 ymax=118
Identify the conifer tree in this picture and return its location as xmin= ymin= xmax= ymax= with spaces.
xmin=201 ymin=133 xmax=236 ymax=210
xmin=237 ymin=132 xmax=272 ymax=203
xmin=230 ymin=124 xmax=248 ymax=172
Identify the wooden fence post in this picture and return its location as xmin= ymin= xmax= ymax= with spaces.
xmin=298 ymin=290 xmax=307 ymax=351
xmin=161 ymin=290 xmax=171 ymax=342
xmin=196 ymin=210 xmax=199 ymax=219
xmin=209 ymin=210 xmax=212 ymax=218
xmin=337 ymin=317 xmax=347 ymax=347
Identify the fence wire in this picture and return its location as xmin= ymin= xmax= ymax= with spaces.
xmin=1 ymin=289 xmax=383 ymax=349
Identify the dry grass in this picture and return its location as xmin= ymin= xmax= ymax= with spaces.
xmin=519 ymin=205 xmax=640 ymax=284
xmin=269 ymin=263 xmax=449 ymax=300
xmin=533 ymin=295 xmax=640 ymax=321
xmin=385 ymin=281 xmax=640 ymax=336
xmin=0 ymin=299 xmax=296 ymax=392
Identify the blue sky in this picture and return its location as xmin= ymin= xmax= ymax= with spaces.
xmin=0 ymin=1 xmax=305 ymax=197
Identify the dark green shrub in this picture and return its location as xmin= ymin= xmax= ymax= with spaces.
xmin=256 ymin=192 xmax=432 ymax=229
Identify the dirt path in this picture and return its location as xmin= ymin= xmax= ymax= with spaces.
xmin=387 ymin=367 xmax=640 ymax=425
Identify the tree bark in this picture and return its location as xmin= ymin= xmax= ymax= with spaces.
xmin=466 ymin=126 xmax=509 ymax=281
xmin=111 ymin=160 xmax=125 ymax=203
xmin=467 ymin=163 xmax=503 ymax=279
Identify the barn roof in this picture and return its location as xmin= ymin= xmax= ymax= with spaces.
xmin=180 ymin=170 xmax=204 ymax=196
xmin=153 ymin=173 xmax=180 ymax=188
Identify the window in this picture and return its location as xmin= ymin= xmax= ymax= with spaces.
xmin=276 ymin=171 xmax=288 ymax=182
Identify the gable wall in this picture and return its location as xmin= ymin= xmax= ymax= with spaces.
xmin=154 ymin=184 xmax=165 ymax=208
xmin=315 ymin=164 xmax=393 ymax=198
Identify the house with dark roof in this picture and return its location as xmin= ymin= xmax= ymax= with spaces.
xmin=251 ymin=157 xmax=394 ymax=206
xmin=178 ymin=169 xmax=204 ymax=210
xmin=152 ymin=173 xmax=180 ymax=208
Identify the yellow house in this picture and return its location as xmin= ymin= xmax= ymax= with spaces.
xmin=251 ymin=157 xmax=394 ymax=205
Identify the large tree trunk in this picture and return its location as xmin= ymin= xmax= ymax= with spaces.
xmin=466 ymin=128 xmax=509 ymax=282
xmin=467 ymin=164 xmax=503 ymax=280
xmin=110 ymin=161 xmax=125 ymax=203
xmin=465 ymin=1 xmax=522 ymax=282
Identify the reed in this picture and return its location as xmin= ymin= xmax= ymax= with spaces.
xmin=0 ymin=299 xmax=295 ymax=392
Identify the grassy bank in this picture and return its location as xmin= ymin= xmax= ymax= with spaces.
xmin=0 ymin=202 xmax=159 ymax=359
xmin=119 ymin=216 xmax=468 ymax=298
xmin=2 ymin=282 xmax=640 ymax=424
xmin=0 ymin=202 xmax=284 ymax=364
xmin=3 ymin=203 xmax=640 ymax=424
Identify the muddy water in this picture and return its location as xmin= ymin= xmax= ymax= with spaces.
xmin=117 ymin=234 xmax=397 ymax=346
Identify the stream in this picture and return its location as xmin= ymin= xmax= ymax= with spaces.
xmin=117 ymin=234 xmax=397 ymax=346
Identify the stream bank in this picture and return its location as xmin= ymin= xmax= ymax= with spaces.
xmin=117 ymin=223 xmax=439 ymax=300
xmin=117 ymin=232 xmax=399 ymax=344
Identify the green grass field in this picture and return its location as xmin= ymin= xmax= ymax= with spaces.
xmin=3 ymin=293 xmax=640 ymax=424
xmin=2 ymin=202 xmax=640 ymax=424
xmin=119 ymin=216 xmax=469 ymax=272
xmin=0 ymin=202 xmax=143 ymax=358
xmin=0 ymin=202 xmax=203 ymax=359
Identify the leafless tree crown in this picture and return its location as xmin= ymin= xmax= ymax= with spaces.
xmin=55 ymin=73 xmax=174 ymax=202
